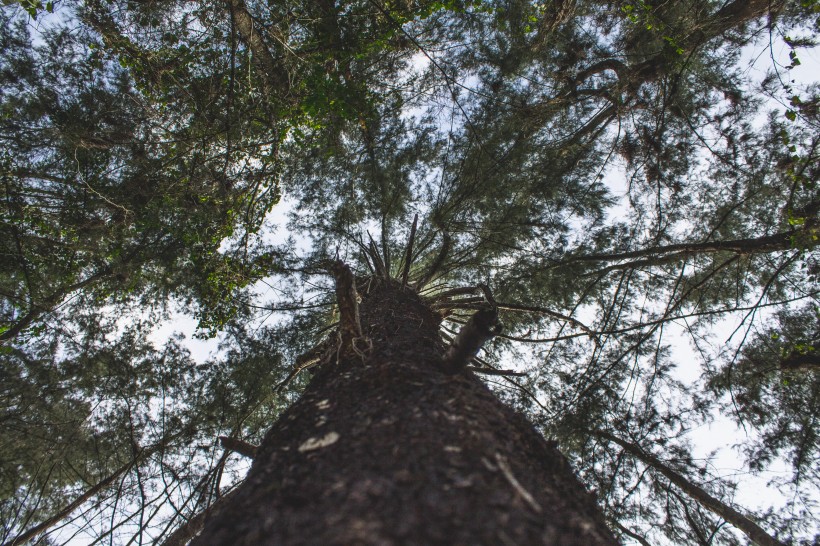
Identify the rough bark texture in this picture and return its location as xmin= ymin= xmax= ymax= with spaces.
xmin=192 ymin=279 xmax=617 ymax=545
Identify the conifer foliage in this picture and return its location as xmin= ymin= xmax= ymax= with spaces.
xmin=0 ymin=0 xmax=818 ymax=544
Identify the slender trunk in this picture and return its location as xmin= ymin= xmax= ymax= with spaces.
xmin=193 ymin=279 xmax=617 ymax=545
xmin=597 ymin=431 xmax=786 ymax=546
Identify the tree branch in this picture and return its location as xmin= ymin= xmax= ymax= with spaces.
xmin=494 ymin=301 xmax=597 ymax=342
xmin=416 ymin=232 xmax=451 ymax=290
xmin=367 ymin=232 xmax=389 ymax=280
xmin=224 ymin=0 xmax=288 ymax=94
xmin=160 ymin=487 xmax=241 ymax=546
xmin=218 ymin=436 xmax=258 ymax=459
xmin=330 ymin=260 xmax=363 ymax=358
xmin=571 ymin=230 xmax=799 ymax=265
xmin=400 ymin=214 xmax=418 ymax=288
xmin=466 ymin=366 xmax=527 ymax=377
xmin=597 ymin=431 xmax=786 ymax=546
xmin=442 ymin=307 xmax=503 ymax=373
xmin=1 ymin=266 xmax=113 ymax=344
xmin=3 ymin=439 xmax=167 ymax=546
xmin=612 ymin=520 xmax=653 ymax=546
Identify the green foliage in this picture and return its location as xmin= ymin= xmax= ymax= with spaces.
xmin=11 ymin=0 xmax=52 ymax=18
xmin=1 ymin=0 xmax=818 ymax=544
xmin=707 ymin=305 xmax=820 ymax=485
xmin=0 ymin=8 xmax=287 ymax=337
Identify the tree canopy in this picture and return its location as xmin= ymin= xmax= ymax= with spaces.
xmin=1 ymin=0 xmax=818 ymax=544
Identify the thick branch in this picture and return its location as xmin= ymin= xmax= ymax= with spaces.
xmin=574 ymin=231 xmax=799 ymax=265
xmin=442 ymin=307 xmax=503 ymax=373
xmin=696 ymin=0 xmax=784 ymax=43
xmin=330 ymin=260 xmax=362 ymax=356
xmin=780 ymin=349 xmax=819 ymax=371
xmin=565 ymin=105 xmax=617 ymax=146
xmin=219 ymin=436 xmax=259 ymax=459
xmin=575 ymin=59 xmax=627 ymax=83
xmin=597 ymin=431 xmax=786 ymax=546
xmin=630 ymin=0 xmax=783 ymax=81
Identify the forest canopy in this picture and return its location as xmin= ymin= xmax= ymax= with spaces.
xmin=0 ymin=0 xmax=818 ymax=544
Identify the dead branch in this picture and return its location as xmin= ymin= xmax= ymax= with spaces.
xmin=424 ymin=286 xmax=481 ymax=302
xmin=466 ymin=366 xmax=527 ymax=377
xmin=442 ymin=307 xmax=503 ymax=373
xmin=274 ymin=335 xmax=334 ymax=392
xmin=477 ymin=283 xmax=497 ymax=307
xmin=416 ymin=232 xmax=451 ymax=290
xmin=400 ymin=214 xmax=418 ymax=288
xmin=432 ymin=297 xmax=491 ymax=309
xmin=330 ymin=260 xmax=364 ymax=358
xmin=367 ymin=232 xmax=388 ymax=279
xmin=218 ymin=437 xmax=258 ymax=459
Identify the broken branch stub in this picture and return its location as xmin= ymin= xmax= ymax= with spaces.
xmin=442 ymin=307 xmax=503 ymax=373
xmin=330 ymin=260 xmax=364 ymax=358
xmin=219 ymin=436 xmax=259 ymax=459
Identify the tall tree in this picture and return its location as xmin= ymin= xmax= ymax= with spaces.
xmin=1 ymin=0 xmax=818 ymax=544
xmin=193 ymin=263 xmax=618 ymax=545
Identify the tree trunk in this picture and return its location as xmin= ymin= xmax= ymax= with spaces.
xmin=192 ymin=278 xmax=617 ymax=545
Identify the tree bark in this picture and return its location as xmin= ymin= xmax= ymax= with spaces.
xmin=192 ymin=278 xmax=617 ymax=545
xmin=224 ymin=0 xmax=289 ymax=95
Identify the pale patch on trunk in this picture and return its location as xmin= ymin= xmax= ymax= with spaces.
xmin=298 ymin=432 xmax=340 ymax=452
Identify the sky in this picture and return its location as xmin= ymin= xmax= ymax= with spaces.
xmin=135 ymin=17 xmax=820 ymax=545
xmin=15 ymin=3 xmax=818 ymax=543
